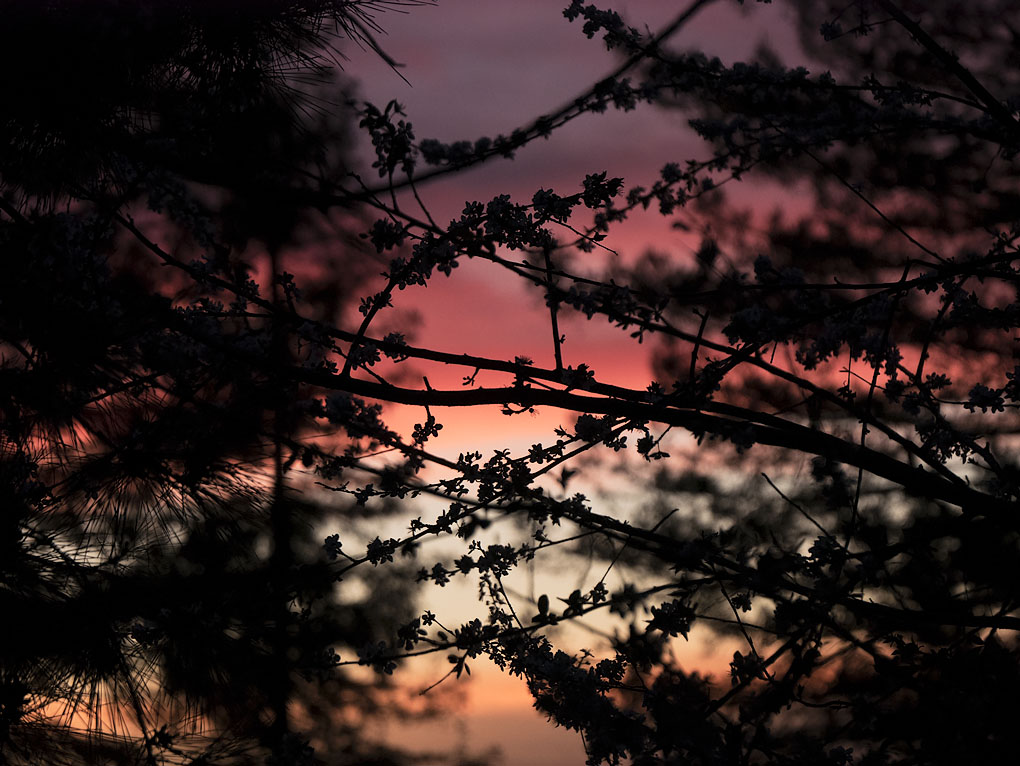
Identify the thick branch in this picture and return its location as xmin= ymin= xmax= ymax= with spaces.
xmin=281 ymin=364 xmax=998 ymax=515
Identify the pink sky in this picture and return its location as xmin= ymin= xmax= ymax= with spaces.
xmin=341 ymin=0 xmax=808 ymax=449
xmin=334 ymin=3 xmax=808 ymax=763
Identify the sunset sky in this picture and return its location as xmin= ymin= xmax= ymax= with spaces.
xmin=335 ymin=2 xmax=807 ymax=762
xmin=341 ymin=0 xmax=807 ymax=446
xmin=8 ymin=2 xmax=1013 ymax=764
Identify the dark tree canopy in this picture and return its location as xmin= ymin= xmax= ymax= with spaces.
xmin=3 ymin=1 xmax=1020 ymax=765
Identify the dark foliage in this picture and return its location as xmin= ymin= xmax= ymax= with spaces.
xmin=3 ymin=1 xmax=1020 ymax=765
xmin=1 ymin=2 xmax=442 ymax=765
